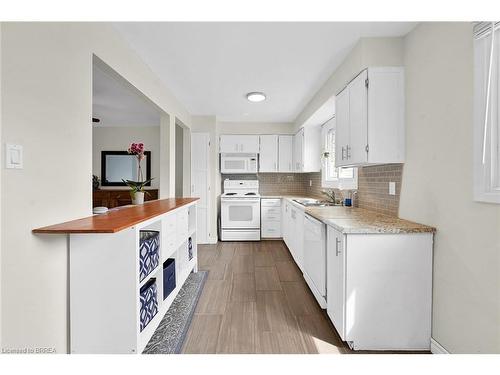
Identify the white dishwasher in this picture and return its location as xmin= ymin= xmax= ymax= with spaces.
xmin=303 ymin=213 xmax=327 ymax=308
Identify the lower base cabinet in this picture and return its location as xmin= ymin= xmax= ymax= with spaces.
xmin=261 ymin=198 xmax=282 ymax=238
xmin=326 ymin=226 xmax=433 ymax=351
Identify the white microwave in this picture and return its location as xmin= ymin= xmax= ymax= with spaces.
xmin=220 ymin=153 xmax=258 ymax=174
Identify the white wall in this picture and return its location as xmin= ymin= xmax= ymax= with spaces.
xmin=400 ymin=22 xmax=500 ymax=353
xmin=294 ymin=37 xmax=404 ymax=131
xmin=0 ymin=22 xmax=191 ymax=353
xmin=92 ymin=126 xmax=160 ymax=189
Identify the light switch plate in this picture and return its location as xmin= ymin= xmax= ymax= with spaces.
xmin=389 ymin=181 xmax=396 ymax=195
xmin=6 ymin=144 xmax=23 ymax=169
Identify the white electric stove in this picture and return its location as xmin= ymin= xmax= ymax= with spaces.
xmin=220 ymin=180 xmax=261 ymax=241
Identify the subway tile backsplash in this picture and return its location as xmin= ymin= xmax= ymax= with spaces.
xmin=222 ymin=163 xmax=403 ymax=217
xmin=357 ymin=164 xmax=403 ymax=216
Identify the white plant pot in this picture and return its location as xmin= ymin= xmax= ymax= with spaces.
xmin=131 ymin=191 xmax=145 ymax=205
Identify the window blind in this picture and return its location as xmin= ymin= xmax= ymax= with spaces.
xmin=474 ymin=22 xmax=500 ymax=40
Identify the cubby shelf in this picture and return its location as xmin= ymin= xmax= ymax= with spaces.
xmin=67 ymin=199 xmax=198 ymax=354
xmin=139 ymin=264 xmax=161 ymax=288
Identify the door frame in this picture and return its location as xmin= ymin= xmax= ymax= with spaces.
xmin=191 ymin=132 xmax=211 ymax=244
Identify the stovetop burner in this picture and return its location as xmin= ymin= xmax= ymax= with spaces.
xmin=225 ymin=192 xmax=237 ymax=196
xmin=245 ymin=192 xmax=256 ymax=196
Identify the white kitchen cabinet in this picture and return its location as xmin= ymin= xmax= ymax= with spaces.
xmin=289 ymin=205 xmax=304 ymax=270
xmin=326 ymin=226 xmax=345 ymax=339
xmin=335 ymin=88 xmax=350 ymax=164
xmin=282 ymin=200 xmax=291 ymax=246
xmin=259 ymin=135 xmax=279 ymax=172
xmin=219 ymin=135 xmax=260 ymax=153
xmin=278 ymin=135 xmax=293 ymax=172
xmin=326 ymin=225 xmax=433 ymax=351
xmin=293 ymin=129 xmax=303 ymax=172
xmin=293 ymin=126 xmax=322 ymax=172
xmin=335 ymin=67 xmax=405 ymax=167
xmin=261 ymin=198 xmax=281 ymax=238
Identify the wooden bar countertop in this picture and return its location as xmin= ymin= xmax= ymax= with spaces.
xmin=32 ymin=198 xmax=199 ymax=234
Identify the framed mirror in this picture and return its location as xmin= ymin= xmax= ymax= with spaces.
xmin=101 ymin=151 xmax=152 ymax=186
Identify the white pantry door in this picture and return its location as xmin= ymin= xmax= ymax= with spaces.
xmin=191 ymin=133 xmax=210 ymax=244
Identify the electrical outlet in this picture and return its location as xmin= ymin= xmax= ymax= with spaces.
xmin=389 ymin=182 xmax=396 ymax=195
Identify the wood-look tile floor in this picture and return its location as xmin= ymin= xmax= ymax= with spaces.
xmin=181 ymin=240 xmax=348 ymax=354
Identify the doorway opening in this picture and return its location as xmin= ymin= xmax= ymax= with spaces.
xmin=175 ymin=119 xmax=191 ymax=197
xmin=92 ymin=56 xmax=164 ymax=209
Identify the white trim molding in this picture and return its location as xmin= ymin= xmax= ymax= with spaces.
xmin=430 ymin=338 xmax=450 ymax=354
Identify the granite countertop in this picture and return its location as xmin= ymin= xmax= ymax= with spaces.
xmin=261 ymin=195 xmax=435 ymax=234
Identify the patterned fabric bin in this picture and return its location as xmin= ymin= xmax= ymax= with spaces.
xmin=188 ymin=237 xmax=193 ymax=261
xmin=139 ymin=230 xmax=160 ymax=282
xmin=139 ymin=278 xmax=158 ymax=332
xmin=162 ymin=258 xmax=176 ymax=300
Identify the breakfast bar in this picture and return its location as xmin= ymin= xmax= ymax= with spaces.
xmin=33 ymin=198 xmax=199 ymax=354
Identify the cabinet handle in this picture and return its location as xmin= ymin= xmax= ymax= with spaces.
xmin=346 ymin=145 xmax=351 ymax=159
xmin=341 ymin=146 xmax=345 ymax=160
xmin=335 ymin=238 xmax=341 ymax=256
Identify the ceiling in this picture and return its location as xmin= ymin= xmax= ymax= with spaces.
xmin=113 ymin=22 xmax=416 ymax=123
xmin=92 ymin=63 xmax=160 ymax=127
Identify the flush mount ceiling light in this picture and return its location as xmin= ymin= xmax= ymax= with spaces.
xmin=246 ymin=92 xmax=266 ymax=102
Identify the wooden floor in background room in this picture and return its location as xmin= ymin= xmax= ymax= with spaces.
xmin=181 ymin=240 xmax=347 ymax=354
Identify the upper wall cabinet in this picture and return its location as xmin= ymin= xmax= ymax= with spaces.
xmin=293 ymin=126 xmax=322 ymax=172
xmin=219 ymin=135 xmax=260 ymax=153
xmin=278 ymin=135 xmax=294 ymax=172
xmin=335 ymin=67 xmax=405 ymax=167
xmin=259 ymin=135 xmax=279 ymax=172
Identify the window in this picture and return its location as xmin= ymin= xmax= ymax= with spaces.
xmin=321 ymin=117 xmax=357 ymax=189
xmin=474 ymin=22 xmax=500 ymax=203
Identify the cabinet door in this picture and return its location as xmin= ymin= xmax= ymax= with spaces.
xmin=289 ymin=207 xmax=298 ymax=260
xmin=219 ymin=135 xmax=241 ymax=153
xmin=294 ymin=209 xmax=304 ymax=270
xmin=366 ymin=67 xmax=405 ymax=164
xmin=335 ymin=87 xmax=350 ymax=167
xmin=278 ymin=135 xmax=293 ymax=172
xmin=239 ymin=135 xmax=260 ymax=153
xmin=326 ymin=226 xmax=345 ymax=339
xmin=284 ymin=201 xmax=292 ymax=247
xmin=347 ymin=70 xmax=368 ymax=165
xmin=293 ymin=129 xmax=304 ymax=172
xmin=259 ymin=135 xmax=278 ymax=172
xmin=302 ymin=125 xmax=322 ymax=172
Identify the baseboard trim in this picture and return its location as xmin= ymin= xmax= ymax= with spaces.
xmin=430 ymin=338 xmax=450 ymax=354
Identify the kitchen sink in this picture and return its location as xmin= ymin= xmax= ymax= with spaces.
xmin=292 ymin=199 xmax=337 ymax=207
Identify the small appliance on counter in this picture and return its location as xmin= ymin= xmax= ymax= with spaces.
xmin=220 ymin=179 xmax=261 ymax=241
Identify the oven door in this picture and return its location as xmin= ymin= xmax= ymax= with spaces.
xmin=220 ymin=154 xmax=257 ymax=174
xmin=221 ymin=198 xmax=261 ymax=229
